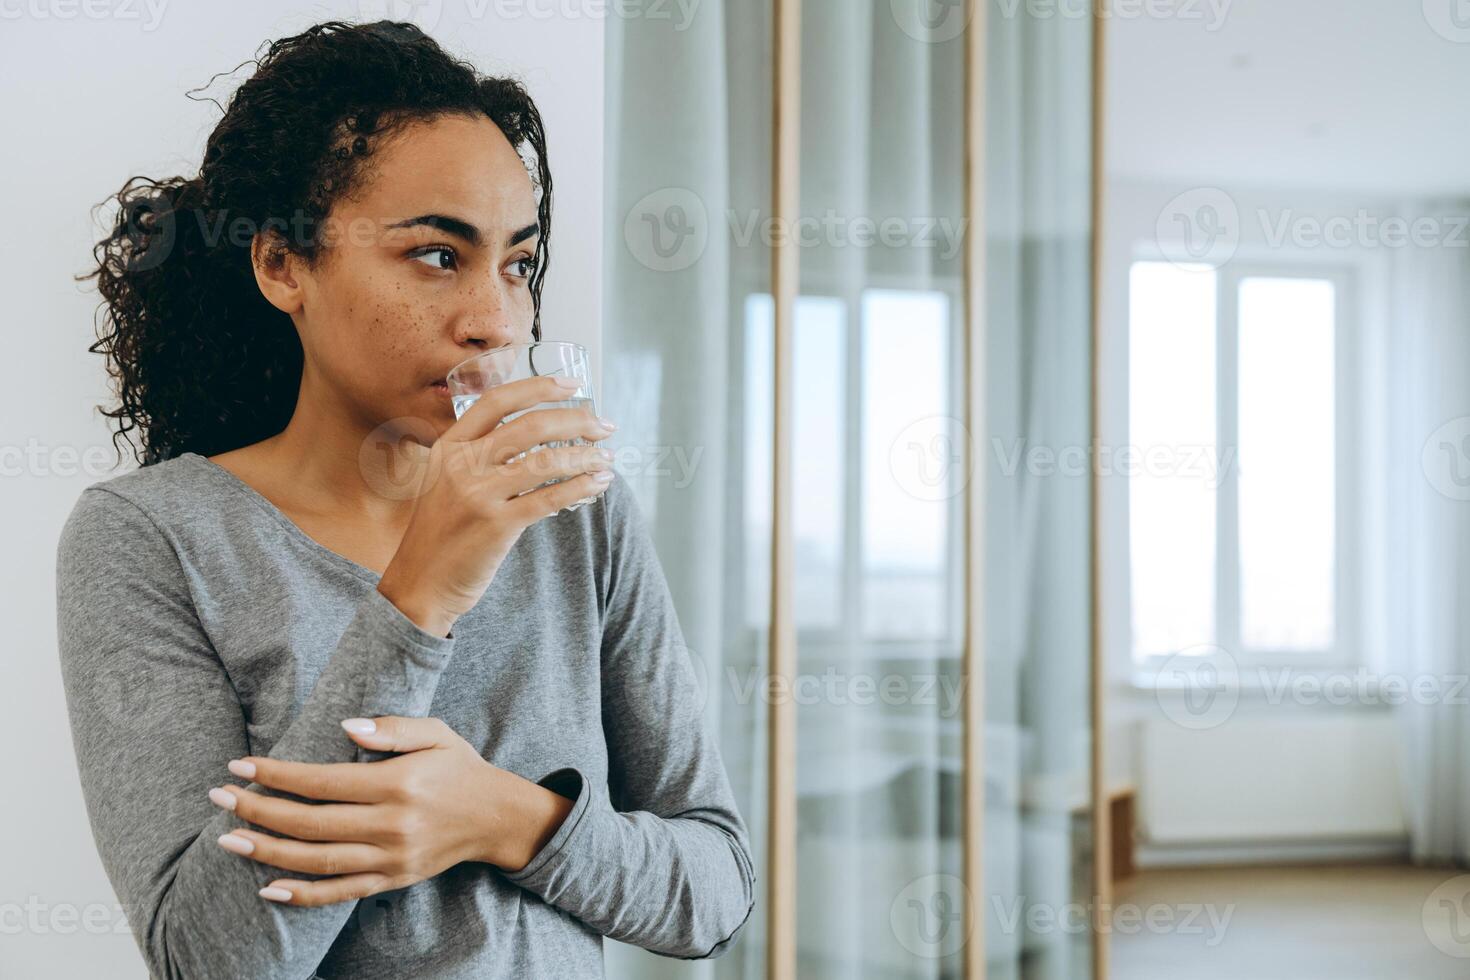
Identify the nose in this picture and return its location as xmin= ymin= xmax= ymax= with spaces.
xmin=454 ymin=324 xmax=516 ymax=351
xmin=453 ymin=284 xmax=518 ymax=351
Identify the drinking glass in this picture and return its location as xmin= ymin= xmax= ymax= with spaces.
xmin=445 ymin=341 xmax=601 ymax=512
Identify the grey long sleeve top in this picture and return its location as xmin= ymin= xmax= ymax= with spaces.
xmin=54 ymin=452 xmax=755 ymax=979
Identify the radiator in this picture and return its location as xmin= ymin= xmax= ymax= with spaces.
xmin=1139 ymin=713 xmax=1407 ymax=844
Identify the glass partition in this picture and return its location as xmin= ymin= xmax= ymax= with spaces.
xmin=983 ymin=2 xmax=1097 ymax=977
xmin=602 ymin=2 xmax=772 ymax=976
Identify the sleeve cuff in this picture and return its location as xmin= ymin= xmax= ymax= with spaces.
xmin=501 ymin=766 xmax=594 ymax=886
xmin=362 ymin=585 xmax=456 ymax=667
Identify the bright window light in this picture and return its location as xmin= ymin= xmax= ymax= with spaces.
xmin=1128 ymin=261 xmax=1218 ymax=660
xmin=1237 ymin=277 xmax=1336 ymax=651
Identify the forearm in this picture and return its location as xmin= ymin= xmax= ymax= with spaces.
xmin=72 ymin=587 xmax=456 ymax=980
xmin=473 ymin=770 xmax=578 ymax=874
xmin=500 ymin=770 xmax=756 ymax=959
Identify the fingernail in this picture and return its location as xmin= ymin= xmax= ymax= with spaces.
xmin=595 ymin=448 xmax=613 ymax=462
xmin=553 ymin=375 xmax=582 ymax=388
xmin=596 ymin=417 xmax=616 ymax=431
xmin=258 ymin=886 xmax=293 ymax=903
xmin=217 ymin=833 xmax=254 ymax=856
xmin=208 ymin=787 xmax=237 ymax=811
xmin=341 ymin=718 xmax=377 ymax=735
xmin=227 ymin=759 xmax=256 ymax=780
xmin=592 ymin=470 xmax=615 ymax=483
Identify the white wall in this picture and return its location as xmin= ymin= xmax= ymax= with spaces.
xmin=1098 ymin=177 xmax=1407 ymax=859
xmin=0 ymin=6 xmax=602 ymax=976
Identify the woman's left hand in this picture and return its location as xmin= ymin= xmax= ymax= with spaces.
xmin=207 ymin=716 xmax=572 ymax=907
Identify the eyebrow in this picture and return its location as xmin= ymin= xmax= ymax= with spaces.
xmin=506 ymin=222 xmax=541 ymax=248
xmin=386 ymin=214 xmax=540 ymax=250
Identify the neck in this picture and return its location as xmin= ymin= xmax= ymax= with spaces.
xmin=255 ymin=368 xmax=429 ymax=527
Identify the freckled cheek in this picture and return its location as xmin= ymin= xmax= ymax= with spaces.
xmin=377 ymin=305 xmax=445 ymax=369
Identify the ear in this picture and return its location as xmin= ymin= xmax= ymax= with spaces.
xmin=251 ymin=232 xmax=307 ymax=315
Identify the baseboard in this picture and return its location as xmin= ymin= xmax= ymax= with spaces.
xmin=1135 ymin=837 xmax=1410 ymax=868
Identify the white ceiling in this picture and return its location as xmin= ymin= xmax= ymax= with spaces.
xmin=1104 ymin=0 xmax=1470 ymax=197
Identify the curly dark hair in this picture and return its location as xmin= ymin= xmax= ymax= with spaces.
xmin=85 ymin=20 xmax=552 ymax=465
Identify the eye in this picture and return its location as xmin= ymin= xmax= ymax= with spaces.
xmin=408 ymin=246 xmax=457 ymax=271
xmin=509 ymin=256 xmax=538 ymax=280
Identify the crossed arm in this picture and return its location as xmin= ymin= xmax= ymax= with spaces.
xmin=56 ymin=480 xmax=755 ymax=979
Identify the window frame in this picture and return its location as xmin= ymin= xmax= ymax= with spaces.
xmin=734 ymin=269 xmax=967 ymax=668
xmin=1127 ymin=258 xmax=1361 ymax=673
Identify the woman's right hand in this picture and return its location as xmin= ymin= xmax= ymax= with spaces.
xmin=376 ymin=374 xmax=616 ymax=637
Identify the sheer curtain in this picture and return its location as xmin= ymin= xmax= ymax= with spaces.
xmin=602 ymin=3 xmax=769 ymax=978
xmin=1376 ymin=201 xmax=1470 ymax=866
xmin=983 ymin=7 xmax=1095 ymax=979
xmin=601 ymin=2 xmax=1095 ymax=977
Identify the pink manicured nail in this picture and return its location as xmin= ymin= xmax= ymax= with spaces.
xmin=341 ymin=718 xmax=377 ymax=735
xmin=258 ymin=886 xmax=292 ymax=903
xmin=208 ymin=787 xmax=237 ymax=811
xmin=227 ymin=759 xmax=256 ymax=779
xmin=217 ymin=834 xmax=254 ymax=856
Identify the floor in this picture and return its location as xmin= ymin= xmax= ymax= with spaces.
xmin=1111 ymin=864 xmax=1470 ymax=980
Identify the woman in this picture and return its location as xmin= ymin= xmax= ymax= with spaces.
xmin=56 ymin=21 xmax=753 ymax=980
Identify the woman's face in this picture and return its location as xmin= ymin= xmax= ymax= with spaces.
xmin=274 ymin=112 xmax=541 ymax=435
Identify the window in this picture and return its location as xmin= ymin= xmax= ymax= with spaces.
xmin=1128 ymin=261 xmax=1353 ymax=666
xmin=743 ymin=294 xmax=847 ymax=631
xmin=743 ymin=286 xmax=958 ymax=654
